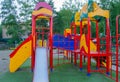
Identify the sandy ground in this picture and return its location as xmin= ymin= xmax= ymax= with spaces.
xmin=0 ymin=50 xmax=12 ymax=74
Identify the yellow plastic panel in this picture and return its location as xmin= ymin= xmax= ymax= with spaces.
xmin=37 ymin=16 xmax=49 ymax=20
xmin=32 ymin=8 xmax=52 ymax=17
xmin=80 ymin=34 xmax=97 ymax=53
xmin=75 ymin=12 xmax=81 ymax=26
xmin=64 ymin=29 xmax=71 ymax=37
xmin=43 ymin=40 xmax=47 ymax=47
xmin=81 ymin=3 xmax=88 ymax=14
xmin=38 ymin=40 xmax=42 ymax=47
xmin=80 ymin=34 xmax=88 ymax=53
xmin=88 ymin=2 xmax=109 ymax=18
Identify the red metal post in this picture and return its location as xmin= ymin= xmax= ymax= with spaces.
xmin=74 ymin=53 xmax=77 ymax=65
xmin=49 ymin=17 xmax=53 ymax=71
xmin=87 ymin=18 xmax=91 ymax=75
xmin=66 ymin=51 xmax=68 ymax=59
xmin=87 ymin=56 xmax=91 ymax=76
xmin=80 ymin=55 xmax=83 ymax=70
xmin=88 ymin=18 xmax=91 ymax=54
xmin=106 ymin=18 xmax=110 ymax=74
xmin=57 ymin=48 xmax=59 ymax=65
xmin=31 ymin=15 xmax=36 ymax=71
xmin=74 ymin=23 xmax=77 ymax=65
xmin=116 ymin=15 xmax=120 ymax=82
xmin=42 ymin=28 xmax=44 ymax=47
xmin=79 ymin=21 xmax=83 ymax=69
xmin=96 ymin=21 xmax=100 ymax=69
xmin=106 ymin=18 xmax=111 ymax=52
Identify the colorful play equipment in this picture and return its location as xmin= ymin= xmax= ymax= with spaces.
xmin=9 ymin=1 xmax=120 ymax=82
xmin=72 ymin=1 xmax=111 ymax=76
xmin=53 ymin=0 xmax=111 ymax=76
xmin=9 ymin=35 xmax=32 ymax=72
xmin=52 ymin=1 xmax=120 ymax=82
xmin=9 ymin=2 xmax=53 ymax=82
xmin=115 ymin=15 xmax=120 ymax=82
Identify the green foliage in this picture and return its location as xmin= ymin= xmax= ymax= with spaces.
xmin=0 ymin=0 xmax=32 ymax=44
xmin=17 ymin=0 xmax=33 ymax=33
xmin=47 ymin=0 xmax=56 ymax=13
xmin=33 ymin=0 xmax=45 ymax=4
xmin=99 ymin=0 xmax=111 ymax=10
xmin=59 ymin=9 xmax=73 ymax=29
xmin=110 ymin=1 xmax=120 ymax=36
xmin=1 ymin=0 xmax=22 ymax=43
xmin=53 ymin=12 xmax=64 ymax=34
xmin=1 ymin=0 xmax=120 ymax=42
xmin=53 ymin=8 xmax=73 ymax=34
xmin=62 ymin=0 xmax=82 ymax=13
xmin=36 ymin=19 xmax=48 ymax=27
xmin=17 ymin=0 xmax=33 ymax=21
xmin=99 ymin=0 xmax=120 ymax=36
xmin=0 ymin=0 xmax=16 ymax=18
xmin=0 ymin=25 xmax=2 ymax=38
xmin=53 ymin=0 xmax=82 ymax=34
xmin=91 ymin=22 xmax=96 ymax=38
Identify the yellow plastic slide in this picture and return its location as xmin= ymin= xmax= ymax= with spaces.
xmin=9 ymin=35 xmax=32 ymax=72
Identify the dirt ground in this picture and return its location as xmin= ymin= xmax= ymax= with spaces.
xmin=0 ymin=50 xmax=12 ymax=74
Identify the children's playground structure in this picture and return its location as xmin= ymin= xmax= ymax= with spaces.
xmin=9 ymin=1 xmax=120 ymax=82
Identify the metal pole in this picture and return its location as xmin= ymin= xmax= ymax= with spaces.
xmin=49 ymin=17 xmax=53 ymax=71
xmin=87 ymin=17 xmax=91 ymax=75
xmin=74 ymin=23 xmax=77 ymax=65
xmin=31 ymin=15 xmax=36 ymax=71
xmin=96 ymin=20 xmax=100 ymax=69
xmin=116 ymin=15 xmax=120 ymax=82
xmin=106 ymin=18 xmax=110 ymax=75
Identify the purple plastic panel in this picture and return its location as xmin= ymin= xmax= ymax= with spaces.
xmin=35 ymin=2 xmax=52 ymax=11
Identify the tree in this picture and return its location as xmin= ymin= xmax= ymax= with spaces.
xmin=53 ymin=12 xmax=64 ymax=34
xmin=0 ymin=0 xmax=25 ymax=44
xmin=55 ymin=0 xmax=83 ymax=33
xmin=33 ymin=0 xmax=45 ymax=4
xmin=0 ymin=25 xmax=2 ymax=38
xmin=109 ymin=1 xmax=120 ymax=36
xmin=99 ymin=0 xmax=111 ymax=10
xmin=99 ymin=0 xmax=120 ymax=36
xmin=59 ymin=8 xmax=73 ymax=29
xmin=62 ymin=0 xmax=82 ymax=13
xmin=0 ymin=0 xmax=16 ymax=19
xmin=17 ymin=0 xmax=33 ymax=33
xmin=46 ymin=0 xmax=56 ymax=13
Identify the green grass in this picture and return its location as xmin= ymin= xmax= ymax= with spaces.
xmin=111 ymin=70 xmax=120 ymax=81
xmin=0 ymin=59 xmax=116 ymax=82
xmin=0 ymin=71 xmax=33 ymax=82
xmin=50 ymin=64 xmax=114 ymax=82
xmin=0 ymin=59 xmax=33 ymax=82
